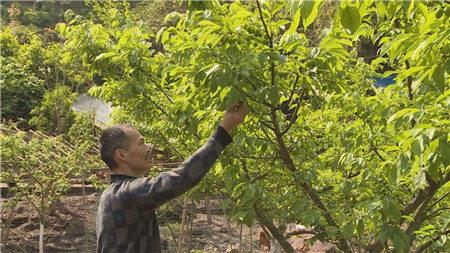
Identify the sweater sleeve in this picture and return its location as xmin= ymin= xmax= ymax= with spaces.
xmin=114 ymin=126 xmax=232 ymax=209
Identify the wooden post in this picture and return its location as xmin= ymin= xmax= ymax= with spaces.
xmin=163 ymin=214 xmax=178 ymax=248
xmin=206 ymin=195 xmax=212 ymax=225
xmin=239 ymin=223 xmax=243 ymax=252
xmin=250 ymin=225 xmax=253 ymax=253
xmin=82 ymin=171 xmax=88 ymax=253
xmin=39 ymin=223 xmax=44 ymax=253
xmin=177 ymin=195 xmax=188 ymax=253
xmin=187 ymin=196 xmax=194 ymax=252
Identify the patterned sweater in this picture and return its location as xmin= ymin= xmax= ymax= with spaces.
xmin=96 ymin=126 xmax=232 ymax=253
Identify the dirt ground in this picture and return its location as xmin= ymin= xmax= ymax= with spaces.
xmin=1 ymin=189 xmax=337 ymax=253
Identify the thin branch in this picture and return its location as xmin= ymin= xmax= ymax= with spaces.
xmin=148 ymin=74 xmax=174 ymax=104
xmin=256 ymin=0 xmax=272 ymax=48
xmin=425 ymin=206 xmax=450 ymax=220
xmin=259 ymin=120 xmax=275 ymax=131
xmin=231 ymin=82 xmax=266 ymax=106
xmin=413 ymin=228 xmax=450 ymax=253
xmin=286 ymin=227 xmax=316 ymax=237
xmin=249 ymin=74 xmax=270 ymax=87
xmin=286 ymin=73 xmax=300 ymax=106
xmin=369 ymin=140 xmax=385 ymax=161
xmin=234 ymin=155 xmax=281 ymax=160
xmin=280 ymin=99 xmax=300 ymax=136
xmin=142 ymin=92 xmax=169 ymax=117
xmin=430 ymin=191 xmax=450 ymax=207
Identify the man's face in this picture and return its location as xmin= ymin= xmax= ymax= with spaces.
xmin=121 ymin=127 xmax=152 ymax=173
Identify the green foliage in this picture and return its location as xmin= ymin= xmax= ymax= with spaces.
xmin=29 ymin=85 xmax=77 ymax=135
xmin=1 ymin=125 xmax=76 ymax=223
xmin=0 ymin=27 xmax=46 ymax=126
xmin=52 ymin=0 xmax=450 ymax=252
xmin=1 ymin=119 xmax=102 ymax=249
xmin=132 ymin=0 xmax=186 ymax=33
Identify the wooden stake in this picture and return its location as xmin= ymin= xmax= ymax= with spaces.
xmin=177 ymin=195 xmax=188 ymax=253
xmin=206 ymin=195 xmax=212 ymax=225
xmin=250 ymin=225 xmax=253 ymax=253
xmin=239 ymin=223 xmax=243 ymax=252
xmin=187 ymin=196 xmax=194 ymax=252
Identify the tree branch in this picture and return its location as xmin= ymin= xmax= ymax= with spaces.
xmin=425 ymin=206 xmax=450 ymax=220
xmin=254 ymin=207 xmax=297 ymax=253
xmin=280 ymin=99 xmax=300 ymax=136
xmin=286 ymin=73 xmax=299 ymax=106
xmin=412 ymin=228 xmax=450 ymax=253
xmin=256 ymin=0 xmax=272 ymax=48
xmin=430 ymin=189 xmax=450 ymax=207
xmin=369 ymin=140 xmax=385 ymax=161
xmin=268 ymin=107 xmax=352 ymax=253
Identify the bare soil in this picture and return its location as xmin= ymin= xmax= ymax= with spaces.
xmin=1 ymin=189 xmax=337 ymax=253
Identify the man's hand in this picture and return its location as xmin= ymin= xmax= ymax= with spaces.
xmin=220 ymin=103 xmax=248 ymax=133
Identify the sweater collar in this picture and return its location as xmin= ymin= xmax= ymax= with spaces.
xmin=110 ymin=174 xmax=137 ymax=183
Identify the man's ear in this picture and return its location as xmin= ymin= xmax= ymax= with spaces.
xmin=114 ymin=148 xmax=127 ymax=163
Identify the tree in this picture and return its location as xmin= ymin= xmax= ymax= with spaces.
xmin=1 ymin=113 xmax=102 ymax=252
xmin=58 ymin=0 xmax=449 ymax=252
xmin=0 ymin=27 xmax=45 ymax=127
xmin=29 ymin=85 xmax=77 ymax=135
xmin=1 ymin=23 xmax=89 ymax=131
xmin=1 ymin=126 xmax=77 ymax=253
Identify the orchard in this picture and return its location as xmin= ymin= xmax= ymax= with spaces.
xmin=1 ymin=1 xmax=449 ymax=252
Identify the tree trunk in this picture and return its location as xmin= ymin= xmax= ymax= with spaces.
xmin=255 ymin=208 xmax=296 ymax=253
xmin=2 ymin=201 xmax=18 ymax=244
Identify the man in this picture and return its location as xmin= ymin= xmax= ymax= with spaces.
xmin=96 ymin=103 xmax=248 ymax=253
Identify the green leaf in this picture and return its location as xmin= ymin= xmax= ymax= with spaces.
xmin=205 ymin=64 xmax=220 ymax=77
xmin=242 ymin=211 xmax=255 ymax=227
xmin=288 ymin=0 xmax=302 ymax=19
xmin=356 ymin=220 xmax=365 ymax=236
xmin=340 ymin=5 xmax=361 ymax=33
xmin=382 ymin=198 xmax=402 ymax=220
xmin=397 ymin=154 xmax=409 ymax=172
xmin=288 ymin=7 xmax=301 ymax=34
xmin=411 ymin=137 xmax=423 ymax=155
xmin=129 ymin=53 xmax=138 ymax=64
xmin=389 ymin=165 xmax=400 ymax=184
xmin=269 ymin=87 xmax=280 ymax=105
xmin=413 ymin=171 xmax=427 ymax=190
xmin=301 ymin=0 xmax=319 ymax=30
xmin=343 ymin=220 xmax=354 ymax=238
xmin=94 ymin=52 xmax=115 ymax=62
xmin=439 ymin=138 xmax=450 ymax=166
xmin=432 ymin=63 xmax=445 ymax=92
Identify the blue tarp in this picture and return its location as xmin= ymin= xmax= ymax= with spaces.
xmin=371 ymin=74 xmax=397 ymax=88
